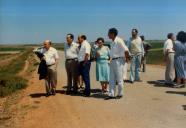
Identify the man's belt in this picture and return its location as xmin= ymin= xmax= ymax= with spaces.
xmin=112 ymin=57 xmax=123 ymax=60
xmin=66 ymin=58 xmax=78 ymax=61
xmin=47 ymin=64 xmax=55 ymax=67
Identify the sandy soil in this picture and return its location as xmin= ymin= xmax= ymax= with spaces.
xmin=2 ymin=51 xmax=186 ymax=128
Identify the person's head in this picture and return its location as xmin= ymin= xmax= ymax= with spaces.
xmin=43 ymin=40 xmax=52 ymax=50
xmin=176 ymin=31 xmax=186 ymax=43
xmin=131 ymin=29 xmax=138 ymax=38
xmin=167 ymin=33 xmax=175 ymax=41
xmin=66 ymin=34 xmax=74 ymax=44
xmin=96 ymin=37 xmax=105 ymax=48
xmin=108 ymin=28 xmax=118 ymax=40
xmin=140 ymin=35 xmax=145 ymax=41
xmin=78 ymin=35 xmax=87 ymax=44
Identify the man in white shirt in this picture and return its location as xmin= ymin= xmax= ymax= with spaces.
xmin=128 ymin=29 xmax=144 ymax=83
xmin=41 ymin=40 xmax=59 ymax=96
xmin=64 ymin=34 xmax=79 ymax=94
xmin=78 ymin=35 xmax=91 ymax=96
xmin=106 ymin=28 xmax=129 ymax=100
xmin=163 ymin=33 xmax=175 ymax=84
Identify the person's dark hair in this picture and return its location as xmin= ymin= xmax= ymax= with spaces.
xmin=176 ymin=31 xmax=186 ymax=43
xmin=67 ymin=33 xmax=74 ymax=40
xmin=108 ymin=28 xmax=118 ymax=36
xmin=48 ymin=40 xmax=52 ymax=45
xmin=167 ymin=33 xmax=174 ymax=39
xmin=97 ymin=37 xmax=105 ymax=43
xmin=140 ymin=35 xmax=145 ymax=41
xmin=132 ymin=28 xmax=138 ymax=34
xmin=81 ymin=35 xmax=87 ymax=40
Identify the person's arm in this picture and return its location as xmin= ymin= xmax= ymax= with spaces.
xmin=54 ymin=50 xmax=59 ymax=69
xmin=120 ymin=40 xmax=130 ymax=63
xmin=83 ymin=43 xmax=91 ymax=65
xmin=83 ymin=53 xmax=89 ymax=65
xmin=125 ymin=51 xmax=130 ymax=63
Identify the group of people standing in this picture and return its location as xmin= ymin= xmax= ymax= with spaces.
xmin=35 ymin=28 xmax=186 ymax=99
xmin=63 ymin=28 xmax=149 ymax=99
xmin=164 ymin=31 xmax=186 ymax=88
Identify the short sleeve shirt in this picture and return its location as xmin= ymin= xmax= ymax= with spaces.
xmin=64 ymin=42 xmax=79 ymax=59
xmin=163 ymin=39 xmax=175 ymax=55
xmin=41 ymin=47 xmax=59 ymax=65
xmin=110 ymin=36 xmax=128 ymax=58
xmin=78 ymin=40 xmax=91 ymax=62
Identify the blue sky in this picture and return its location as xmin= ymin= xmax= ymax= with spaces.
xmin=0 ymin=0 xmax=186 ymax=44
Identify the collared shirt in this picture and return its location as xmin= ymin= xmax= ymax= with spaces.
xmin=64 ymin=42 xmax=79 ymax=59
xmin=110 ymin=36 xmax=128 ymax=59
xmin=41 ymin=47 xmax=59 ymax=66
xmin=78 ymin=40 xmax=91 ymax=62
xmin=129 ymin=36 xmax=144 ymax=56
xmin=163 ymin=39 xmax=175 ymax=55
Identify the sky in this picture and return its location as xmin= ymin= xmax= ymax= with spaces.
xmin=0 ymin=0 xmax=186 ymax=44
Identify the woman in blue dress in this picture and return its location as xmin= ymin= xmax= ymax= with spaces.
xmin=174 ymin=31 xmax=186 ymax=87
xmin=95 ymin=38 xmax=110 ymax=93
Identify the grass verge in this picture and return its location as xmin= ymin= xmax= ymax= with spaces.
xmin=0 ymin=48 xmax=37 ymax=97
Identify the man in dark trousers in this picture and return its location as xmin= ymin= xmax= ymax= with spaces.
xmin=140 ymin=35 xmax=152 ymax=72
xmin=77 ymin=35 xmax=91 ymax=96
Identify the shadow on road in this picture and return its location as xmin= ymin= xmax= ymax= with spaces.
xmin=182 ymin=105 xmax=186 ymax=110
xmin=63 ymin=88 xmax=107 ymax=99
xmin=29 ymin=93 xmax=46 ymax=98
xmin=29 ymin=90 xmax=66 ymax=98
xmin=56 ymin=90 xmax=66 ymax=94
xmin=166 ymin=91 xmax=186 ymax=96
xmin=147 ymin=80 xmax=174 ymax=88
xmin=90 ymin=88 xmax=107 ymax=99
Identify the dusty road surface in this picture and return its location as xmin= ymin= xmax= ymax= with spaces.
xmin=9 ymin=51 xmax=186 ymax=128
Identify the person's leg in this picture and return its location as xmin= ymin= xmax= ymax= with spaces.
xmin=177 ymin=78 xmax=182 ymax=84
xmin=78 ymin=62 xmax=84 ymax=89
xmin=72 ymin=60 xmax=79 ymax=93
xmin=109 ymin=61 xmax=116 ymax=97
xmin=100 ymin=82 xmax=104 ymax=92
xmin=49 ymin=65 xmax=57 ymax=95
xmin=45 ymin=68 xmax=52 ymax=95
xmin=105 ymin=82 xmax=108 ymax=91
xmin=169 ymin=54 xmax=175 ymax=82
xmin=104 ymin=82 xmax=108 ymax=92
xmin=65 ymin=61 xmax=72 ymax=93
xmin=183 ymin=79 xmax=186 ymax=85
xmin=123 ymin=62 xmax=128 ymax=80
xmin=166 ymin=54 xmax=175 ymax=84
xmin=135 ymin=55 xmax=142 ymax=81
xmin=116 ymin=59 xmax=124 ymax=97
xmin=165 ymin=54 xmax=173 ymax=83
xmin=81 ymin=61 xmax=91 ymax=96
xmin=143 ymin=56 xmax=146 ymax=72
xmin=45 ymin=79 xmax=51 ymax=94
xmin=130 ymin=56 xmax=135 ymax=82
xmin=101 ymin=82 xmax=108 ymax=92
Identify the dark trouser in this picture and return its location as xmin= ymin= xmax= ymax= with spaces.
xmin=141 ymin=55 xmax=146 ymax=72
xmin=65 ymin=59 xmax=79 ymax=92
xmin=79 ymin=61 xmax=91 ymax=95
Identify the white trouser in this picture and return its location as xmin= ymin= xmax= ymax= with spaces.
xmin=123 ymin=62 xmax=128 ymax=80
xmin=109 ymin=58 xmax=125 ymax=97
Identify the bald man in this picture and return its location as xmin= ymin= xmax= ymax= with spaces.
xmin=40 ymin=40 xmax=59 ymax=97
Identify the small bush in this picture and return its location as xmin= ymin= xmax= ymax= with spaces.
xmin=0 ymin=76 xmax=28 ymax=97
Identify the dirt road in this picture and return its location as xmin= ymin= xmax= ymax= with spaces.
xmin=11 ymin=51 xmax=186 ymax=128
